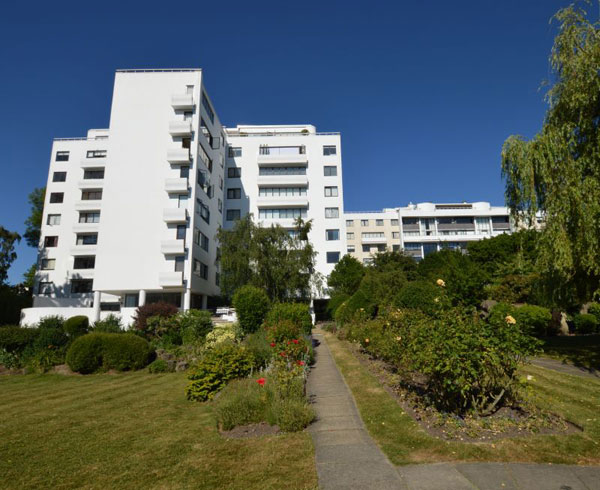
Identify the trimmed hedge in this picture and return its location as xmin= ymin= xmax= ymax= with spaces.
xmin=393 ymin=280 xmax=441 ymax=315
xmin=573 ymin=313 xmax=598 ymax=334
xmin=232 ymin=285 xmax=270 ymax=334
xmin=265 ymin=303 xmax=312 ymax=335
xmin=0 ymin=326 xmax=39 ymax=353
xmin=63 ymin=316 xmax=89 ymax=338
xmin=66 ymin=333 xmax=151 ymax=374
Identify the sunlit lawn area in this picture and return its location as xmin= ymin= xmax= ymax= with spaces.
xmin=541 ymin=334 xmax=600 ymax=371
xmin=0 ymin=372 xmax=317 ymax=490
xmin=322 ymin=329 xmax=600 ymax=466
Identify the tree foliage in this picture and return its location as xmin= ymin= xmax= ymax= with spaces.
xmin=23 ymin=187 xmax=45 ymax=248
xmin=501 ymin=4 xmax=600 ymax=304
xmin=0 ymin=227 xmax=20 ymax=286
xmin=217 ymin=216 xmax=317 ymax=301
xmin=327 ymin=254 xmax=365 ymax=297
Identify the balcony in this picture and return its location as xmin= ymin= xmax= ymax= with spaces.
xmin=256 ymin=197 xmax=309 ymax=208
xmin=74 ymin=201 xmax=102 ymax=211
xmin=171 ymin=94 xmax=194 ymax=110
xmin=167 ymin=148 xmax=191 ymax=164
xmin=164 ymin=177 xmax=189 ymax=193
xmin=160 ymin=240 xmax=185 ymax=255
xmin=257 ymin=175 xmax=309 ymax=187
xmin=492 ymin=222 xmax=511 ymax=231
xmin=362 ymin=235 xmax=387 ymax=244
xmin=71 ymin=245 xmax=98 ymax=256
xmin=257 ymin=154 xmax=308 ymax=166
xmin=438 ymin=222 xmax=475 ymax=231
xmin=78 ymin=179 xmax=104 ymax=189
xmin=159 ymin=271 xmax=183 ymax=287
xmin=163 ymin=207 xmax=188 ymax=223
xmin=81 ymin=158 xmax=107 ymax=169
xmin=169 ymin=120 xmax=192 ymax=137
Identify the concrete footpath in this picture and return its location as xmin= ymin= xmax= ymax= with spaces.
xmin=307 ymin=332 xmax=600 ymax=490
xmin=531 ymin=357 xmax=599 ymax=379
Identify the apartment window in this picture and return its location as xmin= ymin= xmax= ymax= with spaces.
xmin=86 ymin=150 xmax=107 ymax=158
xmin=201 ymin=233 xmax=209 ymax=252
xmin=376 ymin=219 xmax=384 ymax=226
xmin=174 ymin=256 xmax=185 ymax=272
xmin=201 ymin=92 xmax=215 ymax=124
xmin=346 ymin=220 xmax=354 ymax=227
xmin=227 ymin=188 xmax=241 ymax=199
xmin=218 ymin=198 xmax=223 ymax=213
xmin=363 ymin=257 xmax=374 ymax=265
xmin=392 ymin=232 xmax=400 ymax=239
xmin=50 ymin=192 xmax=64 ymax=204
xmin=362 ymin=232 xmax=385 ymax=239
xmin=55 ymin=151 xmax=69 ymax=161
xmin=226 ymin=209 xmax=241 ymax=221
xmin=196 ymin=198 xmax=210 ymax=224
xmin=198 ymin=143 xmax=213 ymax=172
xmin=47 ymin=214 xmax=61 ymax=226
xmin=324 ymin=166 xmax=337 ymax=176
xmin=79 ymin=211 xmax=100 ymax=223
xmin=347 ymin=245 xmax=355 ymax=253
xmin=326 ymin=252 xmax=340 ymax=264
xmin=323 ymin=145 xmax=337 ymax=156
xmin=41 ymin=259 xmax=55 ymax=270
xmin=38 ymin=281 xmax=54 ymax=295
xmin=101 ymin=303 xmax=120 ymax=312
xmin=176 ymin=225 xmax=186 ymax=240
xmin=324 ymin=186 xmax=339 ymax=197
xmin=197 ymin=169 xmax=210 ymax=195
xmin=228 ymin=167 xmax=241 ymax=178
xmin=200 ymin=118 xmax=213 ymax=146
xmin=258 ymin=167 xmax=306 ymax=176
xmin=71 ymin=279 xmax=93 ymax=294
xmin=391 ymin=219 xmax=399 ymax=226
xmin=180 ymin=166 xmax=190 ymax=178
xmin=347 ymin=232 xmax=354 ymax=240
xmin=325 ymin=207 xmax=339 ymax=219
xmin=83 ymin=169 xmax=104 ymax=179
xmin=52 ymin=171 xmax=67 ymax=182
xmin=377 ymin=244 xmax=386 ymax=252
xmin=182 ymin=138 xmax=191 ymax=149
xmin=326 ymin=229 xmax=340 ymax=241
xmin=178 ymin=194 xmax=188 ymax=208
xmin=82 ymin=190 xmax=102 ymax=200
xmin=193 ymin=259 xmax=208 ymax=279
xmin=44 ymin=236 xmax=58 ymax=247
xmin=215 ymin=272 xmax=220 ymax=286
xmin=362 ymin=244 xmax=370 ymax=253
xmin=259 ymin=187 xmax=307 ymax=197
xmin=219 ymin=176 xmax=224 ymax=190
xmin=73 ymin=256 xmax=95 ymax=269
xmin=228 ymin=146 xmax=242 ymax=158
xmin=76 ymin=233 xmax=98 ymax=245
xmin=183 ymin=111 xmax=193 ymax=122
xmin=124 ymin=294 xmax=139 ymax=308
xmin=361 ymin=219 xmax=369 ymax=226
xmin=392 ymin=244 xmax=400 ymax=252
xmin=259 ymin=208 xmax=307 ymax=219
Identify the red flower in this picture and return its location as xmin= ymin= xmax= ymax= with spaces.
xmin=256 ymin=378 xmax=266 ymax=386
xmin=297 ymin=360 xmax=305 ymax=366
xmin=279 ymin=352 xmax=286 ymax=357
xmin=292 ymin=339 xmax=299 ymax=344
xmin=270 ymin=342 xmax=276 ymax=347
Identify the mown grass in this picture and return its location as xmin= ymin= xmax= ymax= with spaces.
xmin=541 ymin=334 xmax=600 ymax=370
xmin=0 ymin=372 xmax=317 ymax=489
xmin=321 ymin=328 xmax=600 ymax=466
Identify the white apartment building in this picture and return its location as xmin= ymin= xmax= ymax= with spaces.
xmin=21 ymin=70 xmax=346 ymax=326
xmin=345 ymin=202 xmax=512 ymax=264
xmin=224 ymin=125 xmax=346 ymax=286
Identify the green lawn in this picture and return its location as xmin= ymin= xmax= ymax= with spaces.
xmin=541 ymin=334 xmax=600 ymax=370
xmin=0 ymin=372 xmax=317 ymax=489
xmin=321 ymin=329 xmax=600 ymax=466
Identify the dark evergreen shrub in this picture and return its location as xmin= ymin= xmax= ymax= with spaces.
xmin=232 ymin=285 xmax=270 ymax=334
xmin=573 ymin=313 xmax=598 ymax=334
xmin=265 ymin=303 xmax=312 ymax=335
xmin=63 ymin=316 xmax=89 ymax=339
xmin=0 ymin=326 xmax=39 ymax=353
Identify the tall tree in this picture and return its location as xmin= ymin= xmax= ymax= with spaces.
xmin=23 ymin=187 xmax=45 ymax=248
xmin=0 ymin=227 xmax=21 ymax=286
xmin=327 ymin=255 xmax=365 ymax=297
xmin=501 ymin=3 xmax=600 ymax=305
xmin=217 ymin=216 xmax=317 ymax=301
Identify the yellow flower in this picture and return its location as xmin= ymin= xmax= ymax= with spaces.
xmin=364 ymin=338 xmax=370 ymax=344
xmin=434 ymin=297 xmax=439 ymax=303
xmin=396 ymin=336 xmax=402 ymax=341
xmin=505 ymin=315 xmax=516 ymax=325
xmin=436 ymin=279 xmax=446 ymax=287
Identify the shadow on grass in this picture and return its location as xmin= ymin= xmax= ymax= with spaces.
xmin=541 ymin=334 xmax=600 ymax=371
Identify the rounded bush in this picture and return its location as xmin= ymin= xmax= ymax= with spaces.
xmin=232 ymin=285 xmax=270 ymax=334
xmin=265 ymin=303 xmax=312 ymax=336
xmin=177 ymin=310 xmax=213 ymax=343
xmin=148 ymin=358 xmax=169 ymax=373
xmin=514 ymin=304 xmax=552 ymax=337
xmin=66 ymin=334 xmax=104 ymax=374
xmin=63 ymin=315 xmax=89 ymax=339
xmin=93 ymin=314 xmax=123 ymax=333
xmin=327 ymin=293 xmax=349 ymax=318
xmin=588 ymin=303 xmax=600 ymax=323
xmin=37 ymin=315 xmax=65 ymax=330
xmin=0 ymin=326 xmax=39 ymax=353
xmin=394 ymin=281 xmax=440 ymax=315
xmin=573 ymin=313 xmax=598 ymax=334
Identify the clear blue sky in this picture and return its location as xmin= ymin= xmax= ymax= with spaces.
xmin=0 ymin=0 xmax=572 ymax=284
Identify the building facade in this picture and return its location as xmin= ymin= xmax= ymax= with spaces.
xmin=345 ymin=202 xmax=512 ymax=264
xmin=22 ymin=70 xmax=345 ymax=325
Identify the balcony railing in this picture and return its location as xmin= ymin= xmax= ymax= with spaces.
xmin=163 ymin=208 xmax=188 ymax=223
xmin=160 ymin=240 xmax=185 ymax=255
xmin=171 ymin=94 xmax=194 ymax=110
xmin=158 ymin=271 xmax=183 ymax=287
xmin=164 ymin=178 xmax=189 ymax=193
xmin=168 ymin=120 xmax=192 ymax=137
xmin=167 ymin=148 xmax=191 ymax=164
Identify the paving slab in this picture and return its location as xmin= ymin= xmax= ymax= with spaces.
xmin=399 ymin=463 xmax=476 ymax=490
xmin=506 ymin=463 xmax=589 ymax=490
xmin=455 ymin=463 xmax=518 ymax=490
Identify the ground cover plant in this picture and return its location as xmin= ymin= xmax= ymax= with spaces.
xmin=0 ymin=372 xmax=317 ymax=489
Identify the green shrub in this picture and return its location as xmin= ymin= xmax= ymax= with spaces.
xmin=270 ymin=397 xmax=315 ymax=432
xmin=232 ymin=285 xmax=270 ymax=334
xmin=178 ymin=310 xmax=213 ymax=343
xmin=0 ymin=326 xmax=39 ymax=353
xmin=264 ymin=320 xmax=301 ymax=344
xmin=573 ymin=313 xmax=598 ymax=334
xmin=334 ymin=289 xmax=376 ymax=326
xmin=93 ymin=314 xmax=123 ymax=333
xmin=186 ymin=343 xmax=254 ymax=401
xmin=148 ymin=358 xmax=171 ymax=373
xmin=66 ymin=333 xmax=151 ymax=374
xmin=214 ymin=378 xmax=268 ymax=430
xmin=205 ymin=323 xmax=243 ymax=347
xmin=513 ymin=304 xmax=553 ymax=337
xmin=37 ymin=315 xmax=65 ymax=330
xmin=489 ymin=273 xmax=539 ymax=304
xmin=265 ymin=303 xmax=312 ymax=335
xmin=0 ymin=348 xmax=20 ymax=369
xmin=63 ymin=316 xmax=89 ymax=339
xmin=24 ymin=348 xmax=65 ymax=373
xmin=244 ymin=329 xmax=272 ymax=369
xmin=146 ymin=315 xmax=182 ymax=345
xmin=133 ymin=302 xmax=178 ymax=336
xmin=327 ymin=293 xmax=349 ymax=317
xmin=588 ymin=303 xmax=600 ymax=323
xmin=393 ymin=280 xmax=441 ymax=316
xmin=34 ymin=326 xmax=68 ymax=351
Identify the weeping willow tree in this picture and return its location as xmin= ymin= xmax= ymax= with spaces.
xmin=501 ymin=2 xmax=600 ymax=306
